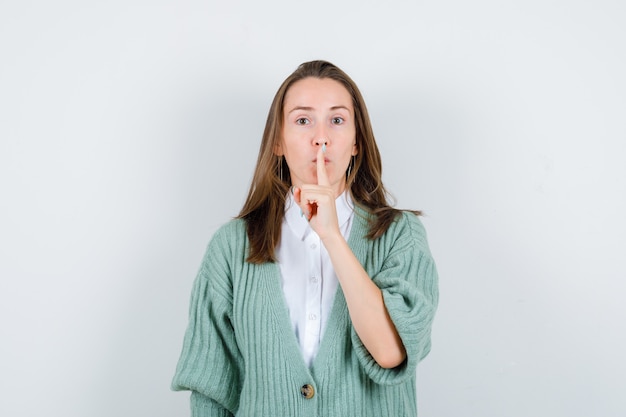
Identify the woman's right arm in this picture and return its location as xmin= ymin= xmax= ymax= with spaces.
xmin=171 ymin=232 xmax=243 ymax=416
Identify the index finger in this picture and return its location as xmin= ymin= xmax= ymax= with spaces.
xmin=316 ymin=146 xmax=330 ymax=186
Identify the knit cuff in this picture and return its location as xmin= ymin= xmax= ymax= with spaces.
xmin=191 ymin=391 xmax=234 ymax=417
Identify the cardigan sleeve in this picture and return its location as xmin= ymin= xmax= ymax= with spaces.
xmin=351 ymin=212 xmax=439 ymax=385
xmin=171 ymin=229 xmax=243 ymax=416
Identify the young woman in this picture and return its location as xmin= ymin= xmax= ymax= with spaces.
xmin=172 ymin=60 xmax=439 ymax=417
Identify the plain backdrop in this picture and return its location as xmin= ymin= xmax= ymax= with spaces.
xmin=1 ymin=1 xmax=625 ymax=416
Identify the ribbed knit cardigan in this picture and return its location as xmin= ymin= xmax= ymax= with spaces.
xmin=171 ymin=209 xmax=439 ymax=417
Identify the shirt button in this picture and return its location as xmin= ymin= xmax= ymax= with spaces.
xmin=308 ymin=313 xmax=317 ymax=320
xmin=310 ymin=276 xmax=318 ymax=283
xmin=301 ymin=384 xmax=315 ymax=399
xmin=310 ymin=243 xmax=317 ymax=249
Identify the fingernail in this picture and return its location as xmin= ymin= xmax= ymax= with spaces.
xmin=322 ymin=143 xmax=327 ymax=153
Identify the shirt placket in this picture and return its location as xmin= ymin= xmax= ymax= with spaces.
xmin=302 ymin=232 xmax=322 ymax=362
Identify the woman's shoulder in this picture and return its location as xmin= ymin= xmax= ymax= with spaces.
xmin=213 ymin=217 xmax=247 ymax=239
xmin=202 ymin=218 xmax=248 ymax=256
xmin=381 ymin=210 xmax=433 ymax=257
xmin=397 ymin=210 xmax=428 ymax=236
xmin=197 ymin=218 xmax=249 ymax=281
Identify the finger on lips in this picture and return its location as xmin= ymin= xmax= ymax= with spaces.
xmin=291 ymin=146 xmax=331 ymax=221
xmin=316 ymin=146 xmax=330 ymax=186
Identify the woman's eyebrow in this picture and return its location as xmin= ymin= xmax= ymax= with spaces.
xmin=287 ymin=106 xmax=314 ymax=114
xmin=330 ymin=105 xmax=351 ymax=112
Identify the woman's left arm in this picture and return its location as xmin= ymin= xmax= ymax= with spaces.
xmin=322 ymin=233 xmax=407 ymax=368
xmin=295 ymin=147 xmax=408 ymax=369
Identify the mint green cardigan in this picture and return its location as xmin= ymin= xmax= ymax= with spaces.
xmin=172 ymin=209 xmax=439 ymax=417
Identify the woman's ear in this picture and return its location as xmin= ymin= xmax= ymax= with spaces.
xmin=351 ymin=142 xmax=358 ymax=156
xmin=274 ymin=142 xmax=284 ymax=156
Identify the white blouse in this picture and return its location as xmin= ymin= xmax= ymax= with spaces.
xmin=275 ymin=191 xmax=355 ymax=367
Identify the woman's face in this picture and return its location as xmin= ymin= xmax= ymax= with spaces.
xmin=277 ymin=77 xmax=358 ymax=197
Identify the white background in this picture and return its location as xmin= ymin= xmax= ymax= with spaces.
xmin=1 ymin=1 xmax=625 ymax=416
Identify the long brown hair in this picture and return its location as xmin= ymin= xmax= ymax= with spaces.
xmin=237 ymin=60 xmax=419 ymax=263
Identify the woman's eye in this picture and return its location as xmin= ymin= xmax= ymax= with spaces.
xmin=296 ymin=118 xmax=310 ymax=125
xmin=332 ymin=117 xmax=344 ymax=125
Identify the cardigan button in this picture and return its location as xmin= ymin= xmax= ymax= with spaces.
xmin=300 ymin=384 xmax=315 ymax=399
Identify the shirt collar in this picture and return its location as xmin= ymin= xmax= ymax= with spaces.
xmin=284 ymin=190 xmax=354 ymax=241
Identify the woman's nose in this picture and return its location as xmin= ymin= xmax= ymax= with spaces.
xmin=313 ymin=124 xmax=329 ymax=147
